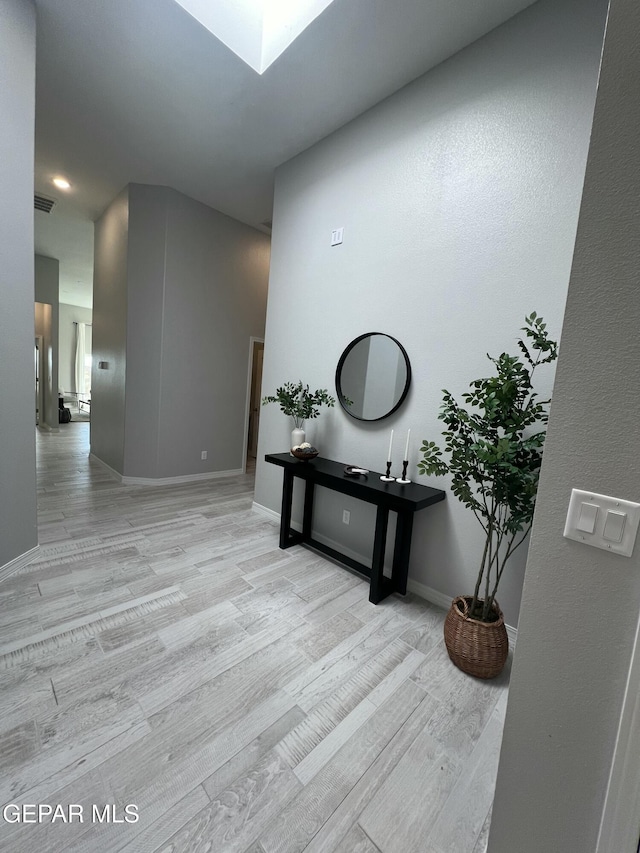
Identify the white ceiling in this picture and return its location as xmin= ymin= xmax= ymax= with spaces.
xmin=33 ymin=0 xmax=538 ymax=309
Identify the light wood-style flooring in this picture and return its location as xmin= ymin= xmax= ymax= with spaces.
xmin=0 ymin=423 xmax=508 ymax=852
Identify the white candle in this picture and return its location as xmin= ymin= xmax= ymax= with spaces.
xmin=404 ymin=429 xmax=411 ymax=461
xmin=387 ymin=429 xmax=394 ymax=463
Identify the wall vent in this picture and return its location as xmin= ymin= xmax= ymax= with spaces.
xmin=34 ymin=194 xmax=56 ymax=214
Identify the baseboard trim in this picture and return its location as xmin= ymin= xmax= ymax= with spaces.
xmin=250 ymin=502 xmax=517 ymax=644
xmin=122 ymin=469 xmax=243 ymax=486
xmin=405 ymin=577 xmax=453 ymax=611
xmin=252 ymin=502 xmax=280 ymax=522
xmin=252 ymin=503 xmax=365 ymax=564
xmin=406 ymin=577 xmax=518 ymax=646
xmin=90 ymin=454 xmax=242 ymax=486
xmin=0 ymin=545 xmax=40 ymax=584
xmin=89 ymin=453 xmax=123 ymax=482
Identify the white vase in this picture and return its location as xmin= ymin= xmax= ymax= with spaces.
xmin=291 ymin=427 xmax=305 ymax=453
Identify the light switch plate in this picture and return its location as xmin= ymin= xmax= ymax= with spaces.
xmin=564 ymin=489 xmax=640 ymax=557
xmin=331 ymin=227 xmax=344 ymax=246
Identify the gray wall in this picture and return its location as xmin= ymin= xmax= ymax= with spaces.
xmin=92 ymin=186 xmax=129 ymax=472
xmin=93 ymin=183 xmax=271 ymax=479
xmin=254 ymin=0 xmax=608 ymax=627
xmin=123 ymin=184 xmax=167 ymax=478
xmin=487 ymin=0 xmax=640 ymax=849
xmin=0 ymin=0 xmax=37 ymax=569
xmin=35 ymin=254 xmax=59 ymax=429
xmin=59 ymin=302 xmax=93 ymax=395
xmin=155 ymin=187 xmax=270 ymax=478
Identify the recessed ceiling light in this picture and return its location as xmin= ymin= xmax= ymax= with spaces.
xmin=53 ymin=177 xmax=71 ymax=190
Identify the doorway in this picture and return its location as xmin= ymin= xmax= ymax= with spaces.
xmin=35 ymin=336 xmax=43 ymax=425
xmin=244 ymin=337 xmax=264 ymax=470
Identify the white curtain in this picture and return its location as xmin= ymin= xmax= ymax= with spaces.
xmin=75 ymin=323 xmax=87 ymax=395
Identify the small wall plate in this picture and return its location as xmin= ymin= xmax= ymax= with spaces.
xmin=564 ymin=489 xmax=640 ymax=557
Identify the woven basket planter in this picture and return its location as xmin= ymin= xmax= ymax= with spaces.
xmin=444 ymin=595 xmax=509 ymax=679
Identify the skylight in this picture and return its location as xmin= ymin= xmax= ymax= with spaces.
xmin=173 ymin=0 xmax=337 ymax=74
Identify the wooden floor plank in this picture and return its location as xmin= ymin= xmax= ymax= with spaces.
xmin=299 ymin=687 xmax=441 ymax=853
xmin=0 ymin=424 xmax=510 ymax=853
xmin=157 ymin=751 xmax=302 ymax=853
xmin=331 ymin=823 xmax=383 ymax=853
xmin=117 ymin=786 xmax=210 ymax=853
xmin=358 ymin=726 xmax=460 ymax=853
xmin=424 ymin=702 xmax=506 ymax=853
xmin=258 ymin=680 xmax=426 ymax=853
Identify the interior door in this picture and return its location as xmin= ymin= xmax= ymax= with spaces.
xmin=248 ymin=342 xmax=264 ymax=458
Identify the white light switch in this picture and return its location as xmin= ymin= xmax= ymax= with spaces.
xmin=331 ymin=227 xmax=344 ymax=246
xmin=576 ymin=502 xmax=599 ymax=534
xmin=564 ymin=489 xmax=640 ymax=557
xmin=603 ymin=510 xmax=626 ymax=543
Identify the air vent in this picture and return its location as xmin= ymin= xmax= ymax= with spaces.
xmin=34 ymin=194 xmax=56 ymax=214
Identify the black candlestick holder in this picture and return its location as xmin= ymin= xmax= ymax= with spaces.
xmin=380 ymin=461 xmax=395 ymax=482
xmin=396 ymin=460 xmax=411 ymax=484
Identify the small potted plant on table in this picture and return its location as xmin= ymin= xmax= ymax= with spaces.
xmin=418 ymin=313 xmax=558 ymax=678
xmin=262 ymin=380 xmax=335 ymax=454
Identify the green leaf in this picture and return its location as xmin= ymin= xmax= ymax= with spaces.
xmin=417 ymin=312 xmax=557 ymax=617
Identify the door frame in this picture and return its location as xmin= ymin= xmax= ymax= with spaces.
xmin=595 ymin=608 xmax=640 ymax=852
xmin=241 ymin=336 xmax=264 ymax=474
xmin=35 ymin=335 xmax=44 ymax=426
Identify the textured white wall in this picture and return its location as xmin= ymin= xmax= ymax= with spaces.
xmin=488 ymin=0 xmax=640 ymax=849
xmin=254 ymin=0 xmax=608 ymax=627
xmin=0 ymin=0 xmax=37 ymax=570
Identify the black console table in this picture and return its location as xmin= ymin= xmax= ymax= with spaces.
xmin=265 ymin=453 xmax=446 ymax=604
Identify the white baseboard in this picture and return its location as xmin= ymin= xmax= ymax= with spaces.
xmin=252 ymin=502 xmax=280 ymax=522
xmin=405 ymin=577 xmax=453 ymax=611
xmin=90 ymin=453 xmax=242 ymax=486
xmin=252 ymin=503 xmax=367 ymax=565
xmin=251 ymin=502 xmax=518 ymax=644
xmin=406 ymin=577 xmax=518 ymax=646
xmin=0 ymin=545 xmax=40 ymax=584
xmin=308 ymin=529 xmax=373 ymax=568
xmin=122 ymin=468 xmax=243 ymax=486
xmin=89 ymin=453 xmax=123 ymax=482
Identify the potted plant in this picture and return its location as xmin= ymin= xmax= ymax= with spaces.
xmin=418 ymin=313 xmax=558 ymax=678
xmin=262 ymin=381 xmax=335 ymax=451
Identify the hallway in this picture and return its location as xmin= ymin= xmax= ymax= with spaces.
xmin=0 ymin=425 xmax=507 ymax=852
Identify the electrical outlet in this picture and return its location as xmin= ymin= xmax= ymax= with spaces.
xmin=342 ymin=509 xmax=350 ymax=525
xmin=201 ymin=450 xmax=207 ymax=460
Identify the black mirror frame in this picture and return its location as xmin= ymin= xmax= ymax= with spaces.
xmin=335 ymin=332 xmax=412 ymax=422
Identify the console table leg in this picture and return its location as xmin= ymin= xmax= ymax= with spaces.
xmin=392 ymin=511 xmax=414 ymax=595
xmin=302 ymin=480 xmax=315 ymax=541
xmin=279 ymin=471 xmax=295 ymax=549
xmin=369 ymin=505 xmax=390 ymax=604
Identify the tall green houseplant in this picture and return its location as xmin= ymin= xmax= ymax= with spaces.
xmin=419 ymin=313 xmax=558 ymax=623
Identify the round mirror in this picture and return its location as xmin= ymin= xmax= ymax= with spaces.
xmin=336 ymin=333 xmax=411 ymax=421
